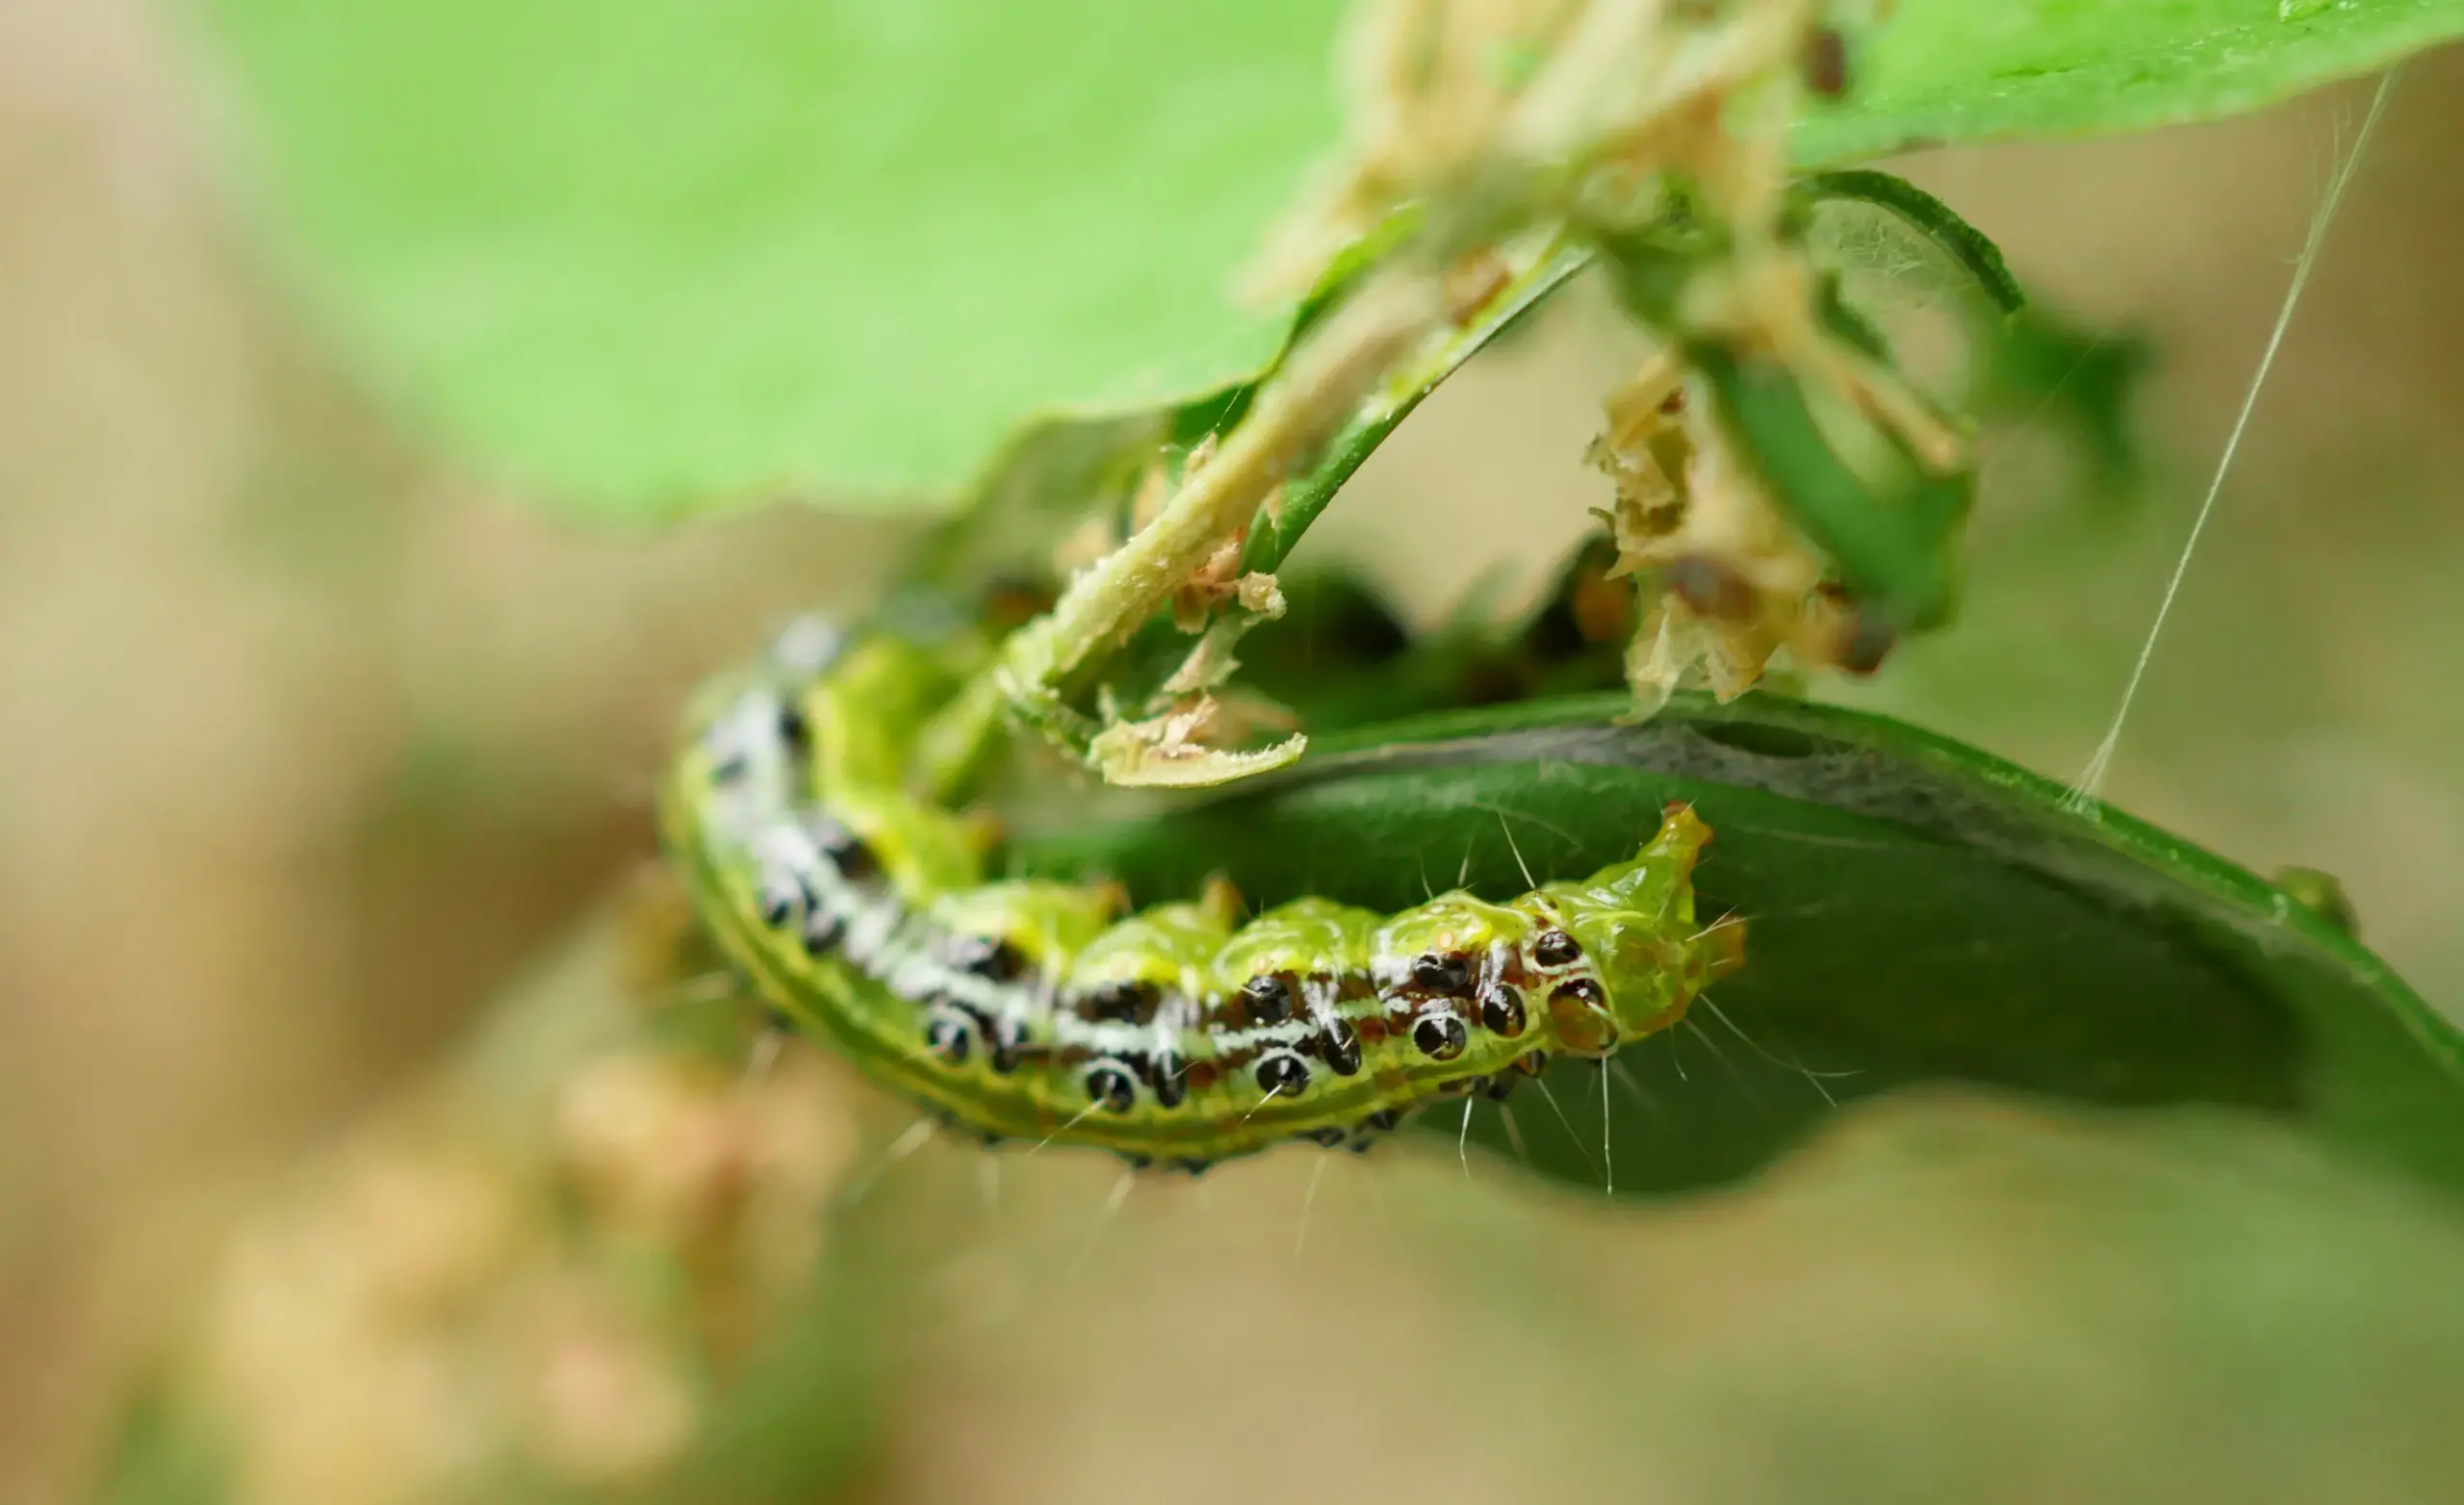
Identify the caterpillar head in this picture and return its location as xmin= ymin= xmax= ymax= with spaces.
xmin=1517 ymin=803 xmax=1736 ymax=1054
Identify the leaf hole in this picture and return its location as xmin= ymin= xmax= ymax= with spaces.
xmin=1692 ymin=720 xmax=1820 ymax=761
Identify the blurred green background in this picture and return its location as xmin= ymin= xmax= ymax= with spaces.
xmin=4 ymin=1 xmax=2463 ymax=1499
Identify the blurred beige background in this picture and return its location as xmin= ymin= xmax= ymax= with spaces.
xmin=2 ymin=1 xmax=2459 ymax=1498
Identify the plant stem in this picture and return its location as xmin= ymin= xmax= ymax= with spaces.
xmin=918 ymin=268 xmax=1445 ymax=798
xmin=1011 ymin=269 xmax=1440 ymax=687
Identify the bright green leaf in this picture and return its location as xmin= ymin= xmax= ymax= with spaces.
xmin=1804 ymin=0 xmax=2464 ymax=165
xmin=198 ymin=0 xmax=2464 ymax=522
xmin=199 ymin=0 xmax=1345 ymax=519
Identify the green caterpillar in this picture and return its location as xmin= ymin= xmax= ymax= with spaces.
xmin=660 ymin=618 xmax=1744 ymax=1171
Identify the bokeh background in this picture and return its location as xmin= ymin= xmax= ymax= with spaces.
xmin=4 ymin=2 xmax=2461 ymax=1498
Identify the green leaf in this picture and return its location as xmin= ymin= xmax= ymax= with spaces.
xmin=200 ymin=0 xmax=1345 ymax=519
xmin=1803 ymin=0 xmax=2464 ymax=165
xmin=1009 ymin=694 xmax=2464 ymax=1200
xmin=203 ymin=0 xmax=2464 ymax=521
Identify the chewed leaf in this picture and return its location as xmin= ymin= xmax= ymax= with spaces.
xmin=1089 ymin=720 xmax=1310 ymax=789
xmin=1799 ymin=169 xmax=2024 ymax=317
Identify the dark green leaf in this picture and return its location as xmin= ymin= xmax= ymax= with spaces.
xmin=1010 ymin=694 xmax=2464 ymax=1200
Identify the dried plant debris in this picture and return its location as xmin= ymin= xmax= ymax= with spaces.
xmin=1590 ymin=345 xmax=1905 ymax=706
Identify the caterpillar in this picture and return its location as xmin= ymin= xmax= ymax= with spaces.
xmin=659 ymin=617 xmax=1745 ymax=1171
